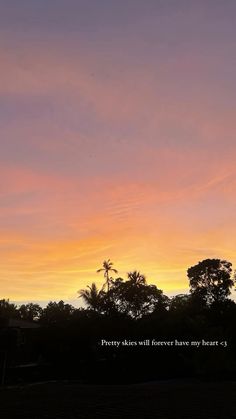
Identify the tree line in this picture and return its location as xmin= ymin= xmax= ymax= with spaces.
xmin=1 ymin=257 xmax=236 ymax=384
xmin=0 ymin=258 xmax=235 ymax=322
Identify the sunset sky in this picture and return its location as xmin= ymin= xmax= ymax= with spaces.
xmin=1 ymin=0 xmax=236 ymax=306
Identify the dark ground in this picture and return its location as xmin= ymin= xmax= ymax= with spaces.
xmin=0 ymin=380 xmax=236 ymax=419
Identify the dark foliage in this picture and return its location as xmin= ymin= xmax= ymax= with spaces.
xmin=187 ymin=259 xmax=234 ymax=305
xmin=1 ymin=258 xmax=236 ymax=385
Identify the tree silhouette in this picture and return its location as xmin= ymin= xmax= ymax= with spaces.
xmin=78 ymin=283 xmax=104 ymax=312
xmin=108 ymin=271 xmax=166 ymax=318
xmin=97 ymin=259 xmax=118 ymax=292
xmin=187 ymin=258 xmax=234 ymax=305
xmin=169 ymin=294 xmax=191 ymax=312
xmin=127 ymin=270 xmax=146 ymax=285
xmin=0 ymin=299 xmax=19 ymax=318
xmin=41 ymin=301 xmax=75 ymax=324
xmin=18 ymin=303 xmax=42 ymax=321
xmin=2 ymin=256 xmax=236 ymax=385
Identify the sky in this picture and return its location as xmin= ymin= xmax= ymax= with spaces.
xmin=0 ymin=0 xmax=236 ymax=306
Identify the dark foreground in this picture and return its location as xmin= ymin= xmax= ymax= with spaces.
xmin=0 ymin=380 xmax=236 ymax=419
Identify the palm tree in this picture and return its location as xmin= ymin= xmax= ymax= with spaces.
xmin=127 ymin=270 xmax=146 ymax=285
xmin=78 ymin=283 xmax=103 ymax=312
xmin=97 ymin=259 xmax=118 ymax=292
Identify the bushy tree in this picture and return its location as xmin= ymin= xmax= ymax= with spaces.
xmin=18 ymin=303 xmax=43 ymax=321
xmin=169 ymin=294 xmax=191 ymax=312
xmin=41 ymin=300 xmax=75 ymax=324
xmin=0 ymin=299 xmax=19 ymax=318
xmin=107 ymin=271 xmax=167 ymax=318
xmin=187 ymin=259 xmax=234 ymax=305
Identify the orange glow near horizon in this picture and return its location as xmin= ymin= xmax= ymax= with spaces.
xmin=1 ymin=2 xmax=236 ymax=305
